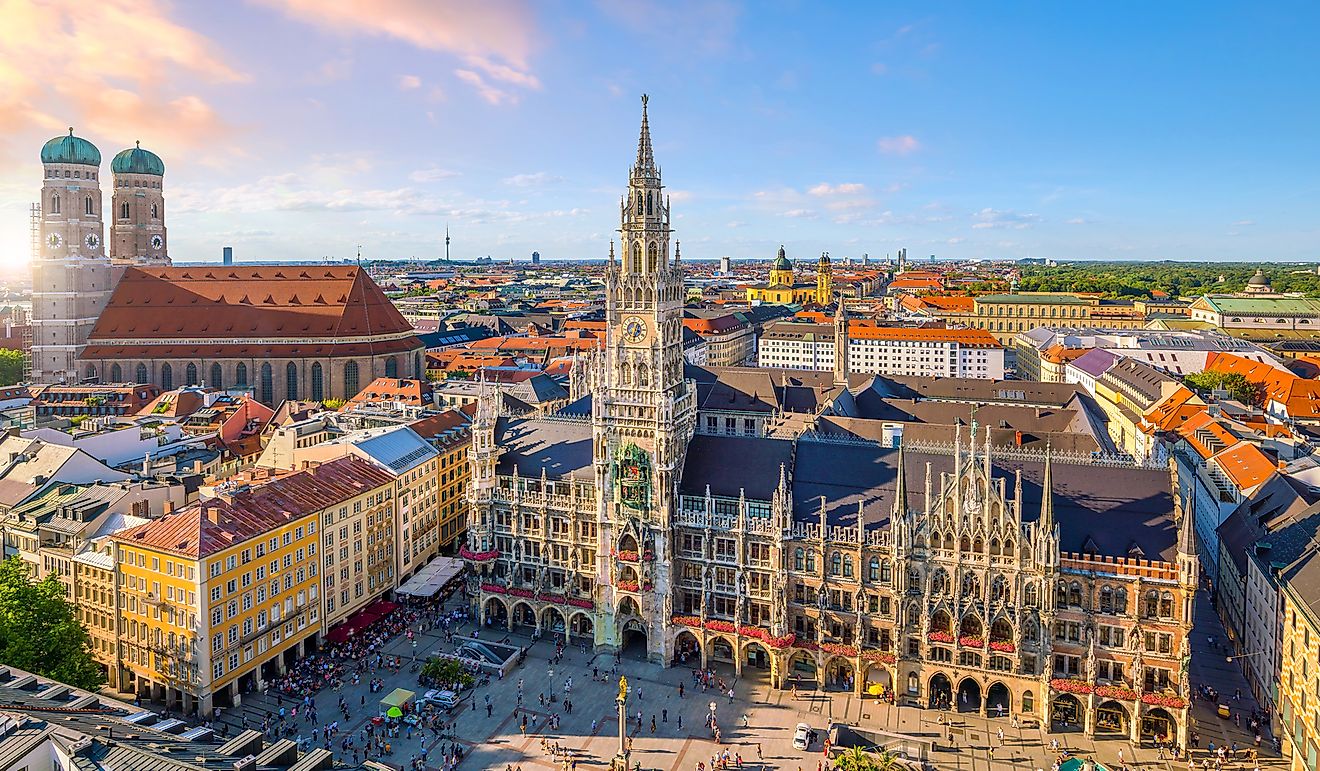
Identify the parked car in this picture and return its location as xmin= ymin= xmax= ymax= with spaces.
xmin=422 ymin=689 xmax=461 ymax=709
xmin=792 ymin=722 xmax=812 ymax=750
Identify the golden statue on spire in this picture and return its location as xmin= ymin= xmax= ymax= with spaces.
xmin=618 ymin=675 xmax=628 ymax=702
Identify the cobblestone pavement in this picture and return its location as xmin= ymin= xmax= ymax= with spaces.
xmin=118 ymin=587 xmax=1286 ymax=770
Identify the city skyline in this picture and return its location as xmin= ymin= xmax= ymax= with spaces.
xmin=2 ymin=1 xmax=1318 ymax=267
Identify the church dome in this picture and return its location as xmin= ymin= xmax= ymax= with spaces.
xmin=41 ymin=129 xmax=100 ymax=166
xmin=772 ymin=245 xmax=791 ymax=271
xmin=111 ymin=142 xmax=164 ymax=176
xmin=1247 ymin=269 xmax=1268 ymax=286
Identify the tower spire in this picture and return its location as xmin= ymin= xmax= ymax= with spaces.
xmin=1040 ymin=443 xmax=1055 ymax=533
xmin=634 ymin=94 xmax=656 ymax=176
xmin=893 ymin=440 xmax=908 ymax=517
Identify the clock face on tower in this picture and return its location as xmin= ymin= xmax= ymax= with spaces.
xmin=84 ymin=234 xmax=100 ymax=249
xmin=47 ymin=233 xmax=61 ymax=250
xmin=622 ymin=316 xmax=648 ymax=345
xmin=150 ymin=235 xmax=163 ymax=250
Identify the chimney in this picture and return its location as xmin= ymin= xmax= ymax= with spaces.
xmin=203 ymin=503 xmax=222 ymax=525
xmin=164 ymin=500 xmax=176 ymax=515
xmin=1015 ymin=430 xmax=1023 ymax=447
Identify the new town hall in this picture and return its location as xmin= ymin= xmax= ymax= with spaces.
xmin=463 ymin=98 xmax=1199 ymax=745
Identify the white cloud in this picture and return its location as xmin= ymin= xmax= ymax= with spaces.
xmin=726 ymin=221 xmax=746 ymax=228
xmin=781 ymin=209 xmax=816 ymax=219
xmin=877 ymin=135 xmax=921 ymax=156
xmin=971 ymin=208 xmax=1040 ymax=230
xmin=1066 ymin=217 xmax=1088 ymax=225
xmin=808 ymin=182 xmax=866 ymax=197
xmin=410 ymin=167 xmax=460 ymax=182
xmin=455 ymin=69 xmax=517 ymax=105
xmin=1233 ymin=219 xmax=1256 ymax=226
xmin=502 ymin=171 xmax=562 ymax=187
xmin=398 ymin=74 xmax=422 ymax=90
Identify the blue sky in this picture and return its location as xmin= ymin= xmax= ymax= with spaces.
xmin=2 ymin=1 xmax=1318 ymax=266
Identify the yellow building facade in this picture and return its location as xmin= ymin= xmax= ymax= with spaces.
xmin=968 ymin=293 xmax=1146 ymax=344
xmin=745 ymin=246 xmax=831 ymax=305
xmin=112 ymin=456 xmax=396 ymax=716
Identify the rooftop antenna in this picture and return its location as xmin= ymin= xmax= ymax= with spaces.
xmin=355 ymin=245 xmax=362 ymax=267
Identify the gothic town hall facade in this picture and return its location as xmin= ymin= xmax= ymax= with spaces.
xmin=463 ymin=98 xmax=1197 ymax=745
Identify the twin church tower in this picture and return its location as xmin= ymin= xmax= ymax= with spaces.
xmin=32 ymin=131 xmax=171 ymax=383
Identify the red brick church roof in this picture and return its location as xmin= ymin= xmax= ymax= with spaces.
xmin=83 ymin=266 xmax=420 ymax=359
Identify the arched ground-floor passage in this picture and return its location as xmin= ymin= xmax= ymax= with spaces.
xmin=620 ymin=618 xmax=648 ymax=660
xmin=986 ymin=681 xmax=1011 ymax=717
xmin=956 ymin=678 xmax=982 ymax=713
xmin=511 ymin=601 xmax=536 ymax=632
xmin=1140 ymin=707 xmax=1176 ymax=742
xmin=863 ymin=664 xmax=893 ymax=699
xmin=673 ymin=630 xmax=700 ymax=666
xmin=1096 ymin=700 xmax=1130 ymax=736
xmin=743 ymin=641 xmax=771 ymax=671
xmin=1051 ymin=693 xmax=1084 ymax=732
xmin=707 ymin=635 xmax=736 ymax=666
xmin=928 ymin=673 xmax=952 ymax=710
xmin=824 ymin=657 xmax=855 ymax=692
xmin=540 ymin=606 xmax=566 ymax=635
xmin=482 ymin=597 xmax=508 ymax=627
xmin=568 ymin=612 xmax=594 ymax=645
xmin=786 ymin=650 xmax=818 ymax=690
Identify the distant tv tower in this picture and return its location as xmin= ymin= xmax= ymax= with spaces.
xmin=445 ymin=225 xmax=451 ymax=263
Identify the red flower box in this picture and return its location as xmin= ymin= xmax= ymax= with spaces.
xmin=927 ymin=631 xmax=954 ymax=643
xmin=862 ymin=650 xmax=897 ymax=664
xmin=567 ymin=598 xmax=594 ymax=609
xmin=616 ymin=580 xmax=639 ymax=592
xmin=706 ymin=620 xmax=737 ymax=633
xmin=672 ymin=615 xmax=702 ymax=628
xmin=1095 ymin=685 xmax=1138 ymax=701
xmin=617 ymin=549 xmax=640 ymax=562
xmin=536 ymin=593 xmax=565 ymax=605
xmin=989 ymin=641 xmax=1015 ymax=653
xmin=481 ymin=583 xmax=506 ymax=594
xmin=507 ymin=588 xmax=534 ymax=599
xmin=959 ymin=636 xmax=985 ymax=648
xmin=1050 ymin=678 xmax=1093 ymax=695
xmin=821 ymin=643 xmax=858 ymax=657
xmin=642 ymin=550 xmax=655 ymax=561
xmin=1141 ymin=693 xmax=1187 ymax=709
xmin=460 ymin=546 xmax=499 ymax=562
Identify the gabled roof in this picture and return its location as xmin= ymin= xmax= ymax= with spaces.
xmin=1206 ymin=351 xmax=1320 ymax=419
xmin=113 ymin=456 xmax=393 ymax=557
xmin=87 ymin=265 xmax=416 ymax=343
xmin=1209 ymin=442 xmax=1276 ymax=493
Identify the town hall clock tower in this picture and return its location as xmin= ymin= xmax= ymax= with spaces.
xmin=593 ymin=96 xmax=696 ymax=662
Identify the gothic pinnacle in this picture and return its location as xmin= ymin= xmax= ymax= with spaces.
xmin=635 ymin=94 xmax=656 ymax=175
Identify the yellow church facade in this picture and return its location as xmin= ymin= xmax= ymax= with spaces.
xmin=745 ymin=246 xmax=832 ymax=305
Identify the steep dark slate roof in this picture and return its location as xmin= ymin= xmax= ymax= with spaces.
xmin=494 ymin=417 xmax=594 ymax=480
xmin=789 ymin=437 xmax=1177 ymax=561
xmin=680 ymin=434 xmax=792 ymax=500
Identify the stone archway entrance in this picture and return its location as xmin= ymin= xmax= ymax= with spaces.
xmin=824 ymin=658 xmax=854 ymax=692
xmin=928 ymin=673 xmax=952 ymax=710
xmin=986 ymin=681 xmax=1011 ymax=717
xmin=569 ymin=612 xmax=594 ymax=645
xmin=708 ymin=636 xmax=736 ymax=666
xmin=1051 ymin=693 xmax=1083 ymax=732
xmin=956 ymin=678 xmax=982 ymax=713
xmin=864 ymin=665 xmax=892 ymax=699
xmin=1141 ymin=707 xmax=1175 ymax=741
xmin=674 ymin=630 xmax=700 ymax=666
xmin=483 ymin=597 xmax=508 ymax=627
xmin=1096 ymin=701 xmax=1130 ymax=736
xmin=620 ymin=618 xmax=648 ymax=659
xmin=511 ymin=601 xmax=535 ymax=632
xmin=541 ymin=606 xmax=566 ymax=638
xmin=743 ymin=641 xmax=771 ymax=671
xmin=787 ymin=650 xmax=817 ymax=690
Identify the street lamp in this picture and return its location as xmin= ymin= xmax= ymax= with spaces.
xmin=548 ymin=668 xmax=556 ymax=704
xmin=1226 ymin=651 xmax=1267 ymax=663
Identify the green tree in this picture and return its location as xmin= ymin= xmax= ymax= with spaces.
xmin=1183 ymin=371 xmax=1261 ymax=404
xmin=0 ymin=557 xmax=105 ymax=689
xmin=833 ymin=747 xmax=906 ymax=771
xmin=0 ymin=349 xmax=24 ymax=386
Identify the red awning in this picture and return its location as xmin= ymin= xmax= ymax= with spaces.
xmin=324 ymin=609 xmax=382 ymax=643
xmin=367 ymin=600 xmax=400 ymax=616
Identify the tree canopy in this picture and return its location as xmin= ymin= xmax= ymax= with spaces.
xmin=0 ymin=349 xmax=23 ymax=387
xmin=0 ymin=557 xmax=105 ymax=690
xmin=1017 ymin=262 xmax=1320 ymax=300
xmin=1183 ymin=371 xmax=1261 ymax=405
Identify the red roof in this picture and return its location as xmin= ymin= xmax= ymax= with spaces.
xmin=113 ymin=456 xmax=394 ymax=558
xmin=88 ymin=265 xmax=417 ymax=345
xmin=346 ymin=377 xmax=433 ymax=407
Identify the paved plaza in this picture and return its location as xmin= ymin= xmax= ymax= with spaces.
xmin=137 ymin=586 xmax=1281 ymax=771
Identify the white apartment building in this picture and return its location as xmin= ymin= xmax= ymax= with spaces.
xmin=757 ymin=322 xmax=1005 ymax=379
